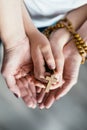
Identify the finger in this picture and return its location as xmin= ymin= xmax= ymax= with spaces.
xmin=37 ymin=88 xmax=46 ymax=103
xmin=55 ymin=79 xmax=77 ymax=100
xmin=44 ymin=91 xmax=55 ymax=109
xmin=36 ymin=87 xmax=42 ymax=93
xmin=20 ymin=77 xmax=36 ymax=99
xmin=4 ymin=75 xmax=21 ymax=97
xmin=35 ymin=81 xmax=46 ymax=88
xmin=54 ymin=50 xmax=64 ymax=80
xmin=26 ymin=76 xmax=37 ymax=106
xmin=26 ymin=75 xmax=45 ymax=89
xmin=23 ymin=95 xmax=34 ymax=108
xmin=16 ymin=79 xmax=28 ymax=97
xmin=50 ymin=80 xmax=64 ymax=90
xmin=21 ymin=77 xmax=36 ymax=108
xmin=41 ymin=43 xmax=55 ymax=70
xmin=31 ymin=97 xmax=37 ymax=109
xmin=55 ymin=51 xmax=81 ymax=99
xmin=31 ymin=48 xmax=45 ymax=81
xmin=38 ymin=93 xmax=49 ymax=109
xmin=28 ymin=82 xmax=36 ymax=99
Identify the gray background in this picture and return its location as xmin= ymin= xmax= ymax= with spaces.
xmin=0 ymin=43 xmax=87 ymax=130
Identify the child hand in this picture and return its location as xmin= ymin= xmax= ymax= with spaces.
xmin=30 ymin=31 xmax=56 ymax=81
xmin=21 ymin=3 xmax=55 ymax=82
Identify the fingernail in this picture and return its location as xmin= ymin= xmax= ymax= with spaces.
xmin=40 ymin=75 xmax=45 ymax=79
xmin=14 ymin=93 xmax=18 ymax=98
xmin=32 ymin=104 xmax=37 ymax=109
xmin=39 ymin=104 xmax=44 ymax=109
xmin=49 ymin=64 xmax=55 ymax=70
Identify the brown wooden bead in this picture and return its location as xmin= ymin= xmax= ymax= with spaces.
xmin=77 ymin=37 xmax=82 ymax=41
xmin=84 ymin=46 xmax=87 ymax=50
xmin=74 ymin=34 xmax=80 ymax=38
xmin=82 ymin=44 xmax=87 ymax=48
xmin=77 ymin=45 xmax=82 ymax=49
xmin=75 ymin=42 xmax=80 ymax=45
xmin=60 ymin=24 xmax=65 ymax=28
xmin=79 ymin=51 xmax=85 ymax=54
xmin=79 ymin=40 xmax=84 ymax=44
xmin=57 ymin=24 xmax=61 ymax=28
xmin=79 ymin=52 xmax=85 ymax=56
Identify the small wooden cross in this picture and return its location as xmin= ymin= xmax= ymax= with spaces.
xmin=45 ymin=75 xmax=57 ymax=93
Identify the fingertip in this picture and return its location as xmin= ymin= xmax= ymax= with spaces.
xmin=39 ymin=103 xmax=44 ymax=109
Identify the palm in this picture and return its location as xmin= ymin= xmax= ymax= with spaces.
xmin=37 ymin=40 xmax=81 ymax=109
xmin=1 ymin=38 xmax=36 ymax=105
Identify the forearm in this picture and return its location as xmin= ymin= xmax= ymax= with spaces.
xmin=77 ymin=20 xmax=87 ymax=44
xmin=21 ymin=1 xmax=38 ymax=36
xmin=0 ymin=0 xmax=25 ymax=48
xmin=66 ymin=4 xmax=87 ymax=30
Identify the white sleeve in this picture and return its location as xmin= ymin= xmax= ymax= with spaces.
xmin=24 ymin=0 xmax=87 ymax=28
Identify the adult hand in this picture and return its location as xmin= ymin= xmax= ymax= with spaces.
xmin=0 ymin=0 xmax=44 ymax=108
xmin=37 ymin=29 xmax=82 ymax=109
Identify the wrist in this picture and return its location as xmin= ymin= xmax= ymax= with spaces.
xmin=2 ymin=33 xmax=27 ymax=50
xmin=66 ymin=4 xmax=87 ymax=30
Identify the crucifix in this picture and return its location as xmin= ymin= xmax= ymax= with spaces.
xmin=45 ymin=75 xmax=57 ymax=93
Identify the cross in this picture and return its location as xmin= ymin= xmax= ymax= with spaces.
xmin=45 ymin=75 xmax=57 ymax=93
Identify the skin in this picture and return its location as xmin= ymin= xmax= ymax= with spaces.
xmin=20 ymin=3 xmax=87 ymax=108
xmin=37 ymin=21 xmax=87 ymax=109
xmin=0 ymin=0 xmax=87 ymax=109
xmin=0 ymin=0 xmax=45 ymax=108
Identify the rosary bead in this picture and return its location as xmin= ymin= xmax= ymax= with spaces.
xmin=75 ymin=42 xmax=80 ymax=45
xmin=77 ymin=37 xmax=82 ymax=41
xmin=79 ymin=40 xmax=84 ymax=44
xmin=76 ymin=45 xmax=82 ymax=49
xmin=80 ymin=52 xmax=85 ymax=56
xmin=74 ymin=34 xmax=80 ymax=38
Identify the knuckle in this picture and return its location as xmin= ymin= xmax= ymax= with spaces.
xmin=41 ymin=44 xmax=50 ymax=53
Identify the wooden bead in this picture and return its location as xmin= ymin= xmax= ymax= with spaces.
xmin=85 ymin=50 xmax=87 ymax=53
xmin=79 ymin=40 xmax=84 ymax=44
xmin=84 ymin=47 xmax=87 ymax=50
xmin=77 ymin=37 xmax=82 ymax=41
xmin=57 ymin=23 xmax=61 ymax=28
xmin=80 ymin=52 xmax=85 ymax=56
xmin=77 ymin=45 xmax=82 ymax=49
xmin=79 ymin=50 xmax=85 ymax=53
xmin=60 ymin=24 xmax=65 ymax=28
xmin=75 ymin=42 xmax=80 ymax=45
xmin=82 ymin=44 xmax=86 ymax=48
xmin=74 ymin=34 xmax=80 ymax=38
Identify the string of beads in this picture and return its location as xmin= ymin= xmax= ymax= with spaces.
xmin=43 ymin=18 xmax=87 ymax=64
